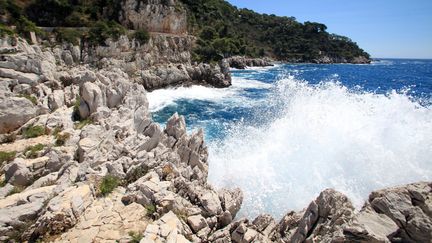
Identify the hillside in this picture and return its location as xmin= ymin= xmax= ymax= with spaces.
xmin=0 ymin=0 xmax=370 ymax=64
xmin=181 ymin=0 xmax=371 ymax=63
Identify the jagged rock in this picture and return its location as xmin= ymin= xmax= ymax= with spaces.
xmin=30 ymin=184 xmax=94 ymax=238
xmin=141 ymin=211 xmax=192 ymax=242
xmin=366 ymin=182 xmax=432 ymax=242
xmin=289 ymin=189 xmax=355 ymax=242
xmin=0 ymin=186 xmax=56 ymax=240
xmin=219 ymin=188 xmax=243 ymax=219
xmin=343 ymin=207 xmax=398 ymax=242
xmin=72 ymin=70 xmax=97 ymax=85
xmin=0 ymin=95 xmax=37 ymax=134
xmin=79 ymin=82 xmax=104 ymax=117
xmin=253 ymin=214 xmax=277 ymax=236
xmin=48 ymin=89 xmax=65 ymax=110
xmin=165 ymin=112 xmax=187 ymax=140
xmin=199 ymin=191 xmax=223 ymax=217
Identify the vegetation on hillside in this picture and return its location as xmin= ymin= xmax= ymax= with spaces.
xmin=0 ymin=0 xmax=369 ymax=63
xmin=180 ymin=0 xmax=370 ymax=62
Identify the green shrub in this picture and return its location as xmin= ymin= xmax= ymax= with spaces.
xmin=55 ymin=132 xmax=71 ymax=146
xmin=7 ymin=185 xmax=24 ymax=196
xmin=0 ymin=23 xmax=15 ymax=37
xmin=54 ymin=28 xmax=85 ymax=45
xmin=99 ymin=175 xmax=120 ymax=196
xmin=72 ymin=95 xmax=81 ymax=121
xmin=64 ymin=11 xmax=91 ymax=27
xmin=16 ymin=16 xmax=40 ymax=35
xmin=133 ymin=29 xmax=150 ymax=45
xmin=24 ymin=143 xmax=45 ymax=159
xmin=126 ymin=165 xmax=148 ymax=184
xmin=173 ymin=209 xmax=188 ymax=222
xmin=0 ymin=179 xmax=6 ymax=187
xmin=2 ymin=133 xmax=16 ymax=144
xmin=88 ymin=20 xmax=126 ymax=45
xmin=0 ymin=151 xmax=16 ymax=165
xmin=23 ymin=125 xmax=46 ymax=138
xmin=52 ymin=127 xmax=62 ymax=137
xmin=128 ymin=231 xmax=144 ymax=243
xmin=75 ymin=119 xmax=92 ymax=130
xmin=18 ymin=94 xmax=37 ymax=105
xmin=145 ymin=204 xmax=156 ymax=216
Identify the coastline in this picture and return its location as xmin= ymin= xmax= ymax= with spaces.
xmin=0 ymin=35 xmax=430 ymax=242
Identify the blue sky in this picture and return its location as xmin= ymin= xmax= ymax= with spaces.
xmin=227 ymin=0 xmax=432 ymax=59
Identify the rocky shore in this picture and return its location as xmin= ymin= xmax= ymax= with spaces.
xmin=225 ymin=56 xmax=274 ymax=69
xmin=0 ymin=1 xmax=427 ymax=242
xmin=312 ymin=55 xmax=371 ymax=64
xmin=0 ymin=35 xmax=431 ymax=242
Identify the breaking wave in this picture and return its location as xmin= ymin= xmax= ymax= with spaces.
xmin=208 ymin=76 xmax=432 ymax=219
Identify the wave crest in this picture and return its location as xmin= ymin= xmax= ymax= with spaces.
xmin=208 ymin=76 xmax=432 ymax=219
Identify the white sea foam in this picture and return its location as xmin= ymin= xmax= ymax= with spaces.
xmin=147 ymin=78 xmax=272 ymax=112
xmin=231 ymin=78 xmax=272 ymax=89
xmin=208 ymin=76 xmax=432 ymax=219
xmin=147 ymin=85 xmax=236 ymax=112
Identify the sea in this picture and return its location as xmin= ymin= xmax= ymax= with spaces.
xmin=148 ymin=59 xmax=432 ymax=219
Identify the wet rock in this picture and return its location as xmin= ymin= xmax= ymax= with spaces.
xmin=219 ymin=188 xmax=243 ymax=218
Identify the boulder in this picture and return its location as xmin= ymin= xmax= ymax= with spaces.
xmin=4 ymin=158 xmax=32 ymax=186
xmin=0 ymin=96 xmax=37 ymax=134
xmin=187 ymin=215 xmax=208 ymax=233
xmin=79 ymin=82 xmax=104 ymax=117
xmin=199 ymin=191 xmax=223 ymax=217
xmin=0 ymin=68 xmax=41 ymax=84
xmin=366 ymin=182 xmax=432 ymax=242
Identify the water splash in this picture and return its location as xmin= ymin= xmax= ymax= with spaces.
xmin=208 ymin=76 xmax=432 ymax=219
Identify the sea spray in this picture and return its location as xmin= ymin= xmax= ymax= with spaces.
xmin=208 ymin=76 xmax=432 ymax=219
xmin=148 ymin=61 xmax=432 ymax=220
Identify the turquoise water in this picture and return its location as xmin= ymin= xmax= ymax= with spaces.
xmin=149 ymin=59 xmax=432 ymax=218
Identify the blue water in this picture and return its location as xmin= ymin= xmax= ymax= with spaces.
xmin=152 ymin=59 xmax=432 ymax=140
xmin=148 ymin=59 xmax=432 ymax=218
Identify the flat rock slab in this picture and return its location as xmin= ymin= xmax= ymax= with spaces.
xmin=55 ymin=190 xmax=149 ymax=243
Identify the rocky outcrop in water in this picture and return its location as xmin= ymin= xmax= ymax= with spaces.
xmin=225 ymin=56 xmax=274 ymax=69
xmin=313 ymin=55 xmax=371 ymax=64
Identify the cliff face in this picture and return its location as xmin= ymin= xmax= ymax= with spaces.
xmin=120 ymin=0 xmax=188 ymax=35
